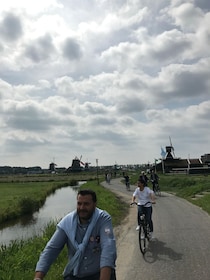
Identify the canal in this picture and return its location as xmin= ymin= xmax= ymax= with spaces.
xmin=0 ymin=185 xmax=79 ymax=246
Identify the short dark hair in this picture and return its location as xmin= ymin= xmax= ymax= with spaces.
xmin=138 ymin=178 xmax=146 ymax=185
xmin=77 ymin=189 xmax=97 ymax=202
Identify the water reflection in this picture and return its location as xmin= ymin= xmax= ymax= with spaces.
xmin=0 ymin=186 xmax=79 ymax=246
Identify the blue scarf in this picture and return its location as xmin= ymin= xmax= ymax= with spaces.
xmin=58 ymin=208 xmax=102 ymax=277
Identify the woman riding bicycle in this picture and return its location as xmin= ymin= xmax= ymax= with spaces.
xmin=131 ymin=179 xmax=155 ymax=239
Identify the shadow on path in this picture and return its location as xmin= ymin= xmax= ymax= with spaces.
xmin=142 ymin=239 xmax=183 ymax=263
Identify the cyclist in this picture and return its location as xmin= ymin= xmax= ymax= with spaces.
xmin=131 ymin=179 xmax=155 ymax=239
xmin=150 ymin=169 xmax=159 ymax=192
xmin=124 ymin=174 xmax=130 ymax=191
xmin=34 ymin=189 xmax=116 ymax=280
xmin=139 ymin=171 xmax=149 ymax=185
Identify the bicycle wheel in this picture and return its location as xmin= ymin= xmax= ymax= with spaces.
xmin=153 ymin=183 xmax=157 ymax=195
xmin=146 ymin=224 xmax=151 ymax=241
xmin=139 ymin=224 xmax=147 ymax=254
xmin=156 ymin=184 xmax=161 ymax=196
xmin=154 ymin=183 xmax=160 ymax=196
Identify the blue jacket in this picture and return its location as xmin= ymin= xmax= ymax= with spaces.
xmin=35 ymin=208 xmax=116 ymax=278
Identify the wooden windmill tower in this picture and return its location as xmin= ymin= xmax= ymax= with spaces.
xmin=165 ymin=137 xmax=176 ymax=159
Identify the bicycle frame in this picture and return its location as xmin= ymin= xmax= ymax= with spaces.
xmin=154 ymin=182 xmax=161 ymax=196
xmin=126 ymin=181 xmax=130 ymax=191
xmin=131 ymin=202 xmax=151 ymax=254
xmin=139 ymin=213 xmax=150 ymax=254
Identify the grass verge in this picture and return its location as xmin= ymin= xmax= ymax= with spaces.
xmin=0 ymin=174 xmax=91 ymax=224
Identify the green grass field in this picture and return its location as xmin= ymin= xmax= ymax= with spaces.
xmin=0 ymin=173 xmax=98 ymax=223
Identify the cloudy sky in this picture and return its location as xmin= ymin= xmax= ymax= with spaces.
xmin=0 ymin=0 xmax=210 ymax=169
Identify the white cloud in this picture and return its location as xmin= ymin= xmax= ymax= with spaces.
xmin=1 ymin=0 xmax=62 ymax=15
xmin=169 ymin=2 xmax=204 ymax=32
xmin=0 ymin=0 xmax=210 ymax=168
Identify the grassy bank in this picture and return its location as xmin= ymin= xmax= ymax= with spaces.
xmin=0 ymin=179 xmax=128 ymax=280
xmin=0 ymin=173 xmax=99 ymax=224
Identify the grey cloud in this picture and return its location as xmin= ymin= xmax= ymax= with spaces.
xmin=7 ymin=113 xmax=51 ymax=131
xmin=174 ymin=71 xmax=209 ymax=97
xmin=96 ymin=129 xmax=136 ymax=146
xmin=0 ymin=43 xmax=4 ymax=52
xmin=83 ymin=102 xmax=107 ymax=115
xmin=117 ymin=97 xmax=146 ymax=114
xmin=90 ymin=116 xmax=115 ymax=126
xmin=120 ymin=116 xmax=135 ymax=126
xmin=6 ymin=136 xmax=50 ymax=153
xmin=71 ymin=128 xmax=131 ymax=147
xmin=57 ymin=105 xmax=72 ymax=115
xmin=25 ymin=34 xmax=55 ymax=63
xmin=4 ymin=98 xmax=78 ymax=133
xmin=90 ymin=115 xmax=134 ymax=128
xmin=124 ymin=77 xmax=146 ymax=91
xmin=187 ymin=101 xmax=210 ymax=122
xmin=0 ymin=12 xmax=23 ymax=41
xmin=158 ymin=61 xmax=210 ymax=101
xmin=194 ymin=0 xmax=210 ymax=11
xmin=153 ymin=60 xmax=210 ymax=106
xmin=4 ymin=102 xmax=54 ymax=131
xmin=151 ymin=30 xmax=192 ymax=62
xmin=62 ymin=38 xmax=82 ymax=60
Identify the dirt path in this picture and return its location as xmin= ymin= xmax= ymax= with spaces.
xmin=101 ymin=178 xmax=137 ymax=279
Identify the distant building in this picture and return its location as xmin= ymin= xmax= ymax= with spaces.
xmin=201 ymin=154 xmax=210 ymax=166
xmin=49 ymin=162 xmax=56 ymax=173
xmin=66 ymin=157 xmax=83 ymax=172
xmin=0 ymin=166 xmax=43 ymax=175
xmin=157 ymin=145 xmax=210 ymax=174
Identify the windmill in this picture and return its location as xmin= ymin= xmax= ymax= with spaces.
xmin=165 ymin=136 xmax=175 ymax=159
xmin=169 ymin=136 xmax=176 ymax=157
xmin=79 ymin=155 xmax=85 ymax=166
xmin=70 ymin=156 xmax=83 ymax=172
xmin=49 ymin=157 xmax=57 ymax=173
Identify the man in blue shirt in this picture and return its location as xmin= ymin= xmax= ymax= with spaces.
xmin=34 ymin=189 xmax=116 ymax=280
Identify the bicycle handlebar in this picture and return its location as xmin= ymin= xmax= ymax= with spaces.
xmin=130 ymin=202 xmax=138 ymax=206
xmin=130 ymin=201 xmax=155 ymax=206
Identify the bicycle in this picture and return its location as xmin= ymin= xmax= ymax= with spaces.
xmin=154 ymin=182 xmax=161 ymax=196
xmin=124 ymin=175 xmax=130 ymax=191
xmin=125 ymin=180 xmax=130 ymax=191
xmin=130 ymin=201 xmax=153 ymax=255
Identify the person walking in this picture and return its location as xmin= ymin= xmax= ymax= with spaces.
xmin=131 ymin=179 xmax=155 ymax=239
xmin=34 ymin=189 xmax=116 ymax=280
